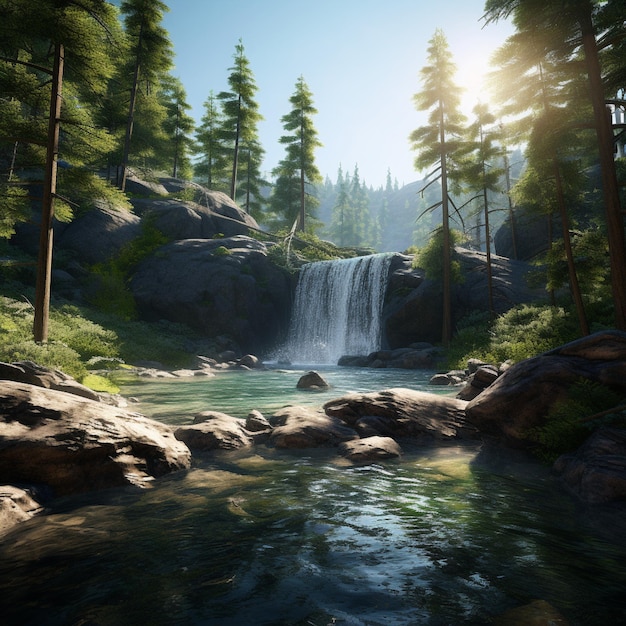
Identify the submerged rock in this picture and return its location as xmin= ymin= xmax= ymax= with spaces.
xmin=0 ymin=380 xmax=191 ymax=497
xmin=339 ymin=436 xmax=402 ymax=462
xmin=554 ymin=427 xmax=626 ymax=504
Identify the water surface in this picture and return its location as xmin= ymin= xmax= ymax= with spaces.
xmin=1 ymin=367 xmax=625 ymax=625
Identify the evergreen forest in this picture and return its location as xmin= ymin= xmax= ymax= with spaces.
xmin=1 ymin=0 xmax=626 ymax=370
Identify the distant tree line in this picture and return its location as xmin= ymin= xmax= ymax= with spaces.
xmin=1 ymin=0 xmax=625 ymax=346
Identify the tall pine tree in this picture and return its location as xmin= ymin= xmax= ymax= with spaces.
xmin=271 ymin=76 xmax=322 ymax=232
xmin=409 ymin=29 xmax=466 ymax=346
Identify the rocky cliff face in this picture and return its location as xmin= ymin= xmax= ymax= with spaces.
xmin=382 ymin=248 xmax=544 ymax=347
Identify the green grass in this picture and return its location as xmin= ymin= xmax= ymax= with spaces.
xmin=0 ymin=295 xmax=211 ymax=386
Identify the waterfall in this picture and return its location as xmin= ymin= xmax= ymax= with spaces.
xmin=283 ymin=254 xmax=393 ymax=365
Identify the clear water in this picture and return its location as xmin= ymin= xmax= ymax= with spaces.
xmin=1 ymin=367 xmax=626 ymax=625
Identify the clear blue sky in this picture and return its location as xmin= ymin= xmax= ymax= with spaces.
xmin=162 ymin=0 xmax=513 ymax=188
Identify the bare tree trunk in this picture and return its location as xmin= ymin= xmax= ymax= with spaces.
xmin=34 ymin=42 xmax=64 ymax=343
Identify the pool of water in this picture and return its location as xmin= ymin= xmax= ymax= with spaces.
xmin=1 ymin=367 xmax=625 ymax=625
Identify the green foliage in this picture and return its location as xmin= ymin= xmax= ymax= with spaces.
xmin=527 ymin=379 xmax=624 ymax=462
xmin=0 ymin=295 xmax=208 ymax=384
xmin=446 ymin=304 xmax=579 ymax=369
xmin=88 ymin=218 xmax=168 ymax=318
xmin=413 ymin=227 xmax=465 ymax=283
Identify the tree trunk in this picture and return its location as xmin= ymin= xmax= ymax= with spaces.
xmin=120 ymin=20 xmax=144 ymax=193
xmin=440 ymin=103 xmax=452 ymax=347
xmin=553 ymin=158 xmax=589 ymax=335
xmin=34 ymin=42 xmax=64 ymax=343
xmin=230 ymin=94 xmax=241 ymax=201
xmin=579 ymin=7 xmax=626 ymax=330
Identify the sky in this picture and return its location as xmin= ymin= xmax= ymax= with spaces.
xmin=161 ymin=0 xmax=514 ymax=189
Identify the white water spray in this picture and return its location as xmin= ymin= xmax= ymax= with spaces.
xmin=283 ymin=254 xmax=393 ymax=364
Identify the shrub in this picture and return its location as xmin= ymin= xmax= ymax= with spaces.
xmin=527 ymin=379 xmax=624 ymax=462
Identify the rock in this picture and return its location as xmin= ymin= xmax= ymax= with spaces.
xmin=296 ymin=371 xmax=330 ymax=390
xmin=130 ymin=236 xmax=292 ymax=354
xmin=553 ymin=427 xmax=626 ymax=504
xmin=56 ymin=201 xmax=142 ymax=265
xmin=324 ymin=388 xmax=477 ymax=441
xmin=246 ymin=410 xmax=271 ymax=432
xmin=457 ymin=365 xmax=500 ymax=401
xmin=0 ymin=485 xmax=43 ymax=536
xmin=465 ymin=330 xmax=626 ymax=446
xmin=174 ymin=411 xmax=252 ymax=451
xmin=238 ymin=354 xmax=262 ymax=369
xmin=491 ymin=599 xmax=570 ymax=625
xmin=269 ymin=406 xmax=358 ymax=449
xmin=129 ymin=193 xmax=258 ymax=240
xmin=339 ymin=436 xmax=403 ymax=462
xmin=0 ymin=381 xmax=191 ymax=497
xmin=0 ymin=360 xmax=99 ymax=401
xmin=382 ymin=249 xmax=542 ymax=347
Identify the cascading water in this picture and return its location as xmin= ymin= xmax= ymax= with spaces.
xmin=283 ymin=253 xmax=393 ymax=364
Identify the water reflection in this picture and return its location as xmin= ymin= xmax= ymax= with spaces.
xmin=1 ymin=444 xmax=626 ymax=625
xmin=1 ymin=370 xmax=626 ymax=624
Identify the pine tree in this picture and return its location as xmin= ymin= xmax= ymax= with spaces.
xmin=0 ymin=0 xmax=125 ymax=341
xmin=461 ymin=103 xmax=505 ymax=318
xmin=271 ymin=76 xmax=322 ymax=231
xmin=485 ymin=0 xmax=626 ymax=330
xmin=117 ymin=0 xmax=173 ymax=191
xmin=194 ymin=92 xmax=230 ymax=192
xmin=160 ymin=75 xmax=195 ymax=179
xmin=409 ymin=29 xmax=467 ymax=346
xmin=218 ymin=39 xmax=263 ymax=205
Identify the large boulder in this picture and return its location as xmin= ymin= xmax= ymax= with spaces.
xmin=324 ymin=388 xmax=477 ymax=441
xmin=56 ymin=201 xmax=142 ymax=265
xmin=383 ymin=249 xmax=542 ymax=347
xmin=130 ymin=235 xmax=292 ymax=354
xmin=553 ymin=427 xmax=626 ymax=504
xmin=269 ymin=405 xmax=359 ymax=449
xmin=174 ymin=411 xmax=253 ymax=451
xmin=130 ymin=196 xmax=258 ymax=241
xmin=465 ymin=330 xmax=626 ymax=446
xmin=0 ymin=380 xmax=191 ymax=497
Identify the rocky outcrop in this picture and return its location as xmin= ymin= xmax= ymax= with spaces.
xmin=324 ymin=388 xmax=478 ymax=442
xmin=383 ymin=248 xmax=543 ymax=347
xmin=130 ymin=193 xmax=258 ymax=240
xmin=465 ymin=331 xmax=626 ymax=446
xmin=0 ymin=380 xmax=191 ymax=497
xmin=338 ymin=344 xmax=442 ymax=369
xmin=130 ymin=235 xmax=292 ymax=355
xmin=0 ymin=360 xmax=100 ymax=400
xmin=56 ymin=201 xmax=142 ymax=265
